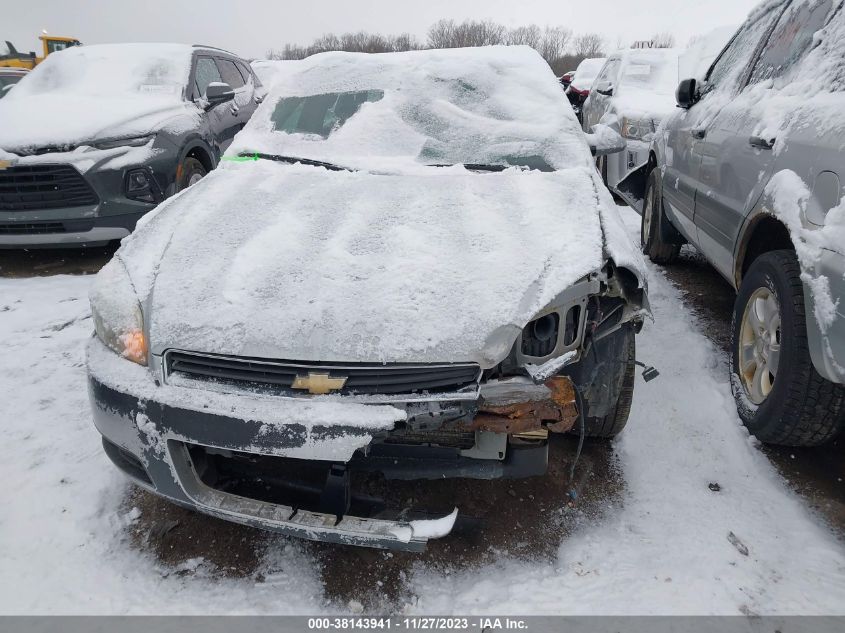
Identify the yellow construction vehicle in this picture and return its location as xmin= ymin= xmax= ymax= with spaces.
xmin=0 ymin=35 xmax=82 ymax=69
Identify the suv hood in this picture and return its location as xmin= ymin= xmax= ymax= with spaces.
xmin=0 ymin=93 xmax=194 ymax=152
xmin=118 ymin=161 xmax=643 ymax=365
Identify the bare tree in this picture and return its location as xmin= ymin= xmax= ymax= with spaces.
xmin=507 ymin=24 xmax=542 ymax=49
xmin=652 ymin=31 xmax=676 ymax=48
xmin=573 ymin=33 xmax=606 ymax=58
xmin=538 ymin=26 xmax=573 ymax=63
xmin=427 ymin=19 xmax=507 ymax=48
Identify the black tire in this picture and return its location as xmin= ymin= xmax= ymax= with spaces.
xmin=641 ymin=169 xmax=681 ymax=265
xmin=579 ymin=323 xmax=637 ymax=438
xmin=176 ymin=157 xmax=207 ymax=192
xmin=730 ymin=250 xmax=845 ymax=446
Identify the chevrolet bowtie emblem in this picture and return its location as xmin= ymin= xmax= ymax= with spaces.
xmin=291 ymin=372 xmax=348 ymax=395
xmin=0 ymin=160 xmax=12 ymax=170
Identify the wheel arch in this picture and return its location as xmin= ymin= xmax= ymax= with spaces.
xmin=733 ymin=212 xmax=794 ymax=289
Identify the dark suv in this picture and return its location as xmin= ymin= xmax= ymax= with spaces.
xmin=633 ymin=0 xmax=845 ymax=445
xmin=0 ymin=43 xmax=265 ymax=247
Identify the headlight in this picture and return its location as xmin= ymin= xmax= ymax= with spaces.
xmin=89 ymin=258 xmax=147 ymax=365
xmin=620 ymin=117 xmax=656 ymax=141
xmin=91 ymin=134 xmax=155 ymax=150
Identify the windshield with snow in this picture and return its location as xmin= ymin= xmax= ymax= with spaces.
xmin=230 ymin=46 xmax=588 ymax=172
xmin=618 ymin=52 xmax=679 ymax=96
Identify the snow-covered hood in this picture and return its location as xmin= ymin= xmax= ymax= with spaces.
xmin=0 ymin=94 xmax=193 ymax=152
xmin=117 ymin=160 xmax=643 ymax=366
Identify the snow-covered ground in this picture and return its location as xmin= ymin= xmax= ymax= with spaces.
xmin=1 ymin=208 xmax=844 ymax=614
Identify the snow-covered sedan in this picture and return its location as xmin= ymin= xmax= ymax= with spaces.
xmin=86 ymin=46 xmax=648 ymax=550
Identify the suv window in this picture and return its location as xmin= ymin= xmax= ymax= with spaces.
xmin=597 ymin=59 xmax=620 ymax=85
xmin=705 ymin=2 xmax=785 ymax=92
xmin=748 ymin=0 xmax=833 ymax=85
xmin=236 ymin=61 xmax=256 ymax=86
xmin=217 ymin=58 xmax=246 ymax=89
xmin=195 ymin=56 xmax=222 ymax=97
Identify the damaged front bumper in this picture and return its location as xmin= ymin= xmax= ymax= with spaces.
xmin=87 ymin=338 xmax=580 ymax=551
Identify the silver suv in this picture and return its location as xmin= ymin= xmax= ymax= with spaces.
xmin=633 ymin=0 xmax=845 ymax=446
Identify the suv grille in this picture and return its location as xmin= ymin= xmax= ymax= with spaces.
xmin=166 ymin=351 xmax=481 ymax=396
xmin=0 ymin=164 xmax=99 ymax=211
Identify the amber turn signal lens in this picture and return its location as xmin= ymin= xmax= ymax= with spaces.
xmin=120 ymin=329 xmax=148 ymax=365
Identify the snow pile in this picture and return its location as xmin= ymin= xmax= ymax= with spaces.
xmin=570 ymin=57 xmax=607 ymax=92
xmin=0 ymin=41 xmax=9 ymax=56
xmin=0 ymin=43 xmax=194 ymax=150
xmin=251 ymin=59 xmax=301 ymax=89
xmin=231 ymin=46 xmax=590 ymax=173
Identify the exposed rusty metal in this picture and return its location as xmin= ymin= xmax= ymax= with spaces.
xmin=469 ymin=376 xmax=579 ymax=435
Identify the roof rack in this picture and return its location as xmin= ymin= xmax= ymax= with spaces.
xmin=192 ymin=44 xmax=238 ymax=56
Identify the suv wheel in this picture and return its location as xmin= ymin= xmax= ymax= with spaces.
xmin=177 ymin=157 xmax=207 ymax=192
xmin=641 ymin=169 xmax=681 ymax=264
xmin=730 ymin=250 xmax=845 ymax=446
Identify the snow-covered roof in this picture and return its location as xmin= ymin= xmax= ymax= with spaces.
xmin=230 ymin=46 xmax=590 ymax=172
xmin=250 ymin=59 xmax=301 ymax=90
xmin=570 ymin=57 xmax=607 ymax=91
xmin=0 ymin=43 xmax=194 ymax=150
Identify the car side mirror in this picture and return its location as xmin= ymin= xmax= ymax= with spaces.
xmin=586 ymin=123 xmax=626 ymax=156
xmin=204 ymin=82 xmax=235 ymax=110
xmin=676 ymin=78 xmax=698 ymax=109
xmin=595 ymin=81 xmax=614 ymax=96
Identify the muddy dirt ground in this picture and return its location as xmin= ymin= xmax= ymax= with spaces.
xmin=3 ymin=239 xmax=843 ymax=609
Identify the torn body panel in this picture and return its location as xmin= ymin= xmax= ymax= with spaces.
xmin=470 ymin=376 xmax=579 ymax=435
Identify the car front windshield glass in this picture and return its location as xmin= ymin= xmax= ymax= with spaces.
xmin=270 ymin=90 xmax=385 ymax=138
xmin=231 ymin=49 xmax=585 ymax=172
xmin=619 ymin=54 xmax=678 ymax=95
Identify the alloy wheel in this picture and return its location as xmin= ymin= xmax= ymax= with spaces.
xmin=738 ymin=287 xmax=782 ymax=405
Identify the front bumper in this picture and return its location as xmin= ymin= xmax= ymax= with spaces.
xmin=87 ymin=338 xmax=569 ymax=551
xmin=804 ymin=248 xmax=845 ymax=384
xmin=0 ymin=149 xmax=171 ymax=248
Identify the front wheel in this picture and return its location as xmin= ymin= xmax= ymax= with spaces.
xmin=641 ymin=169 xmax=681 ymax=264
xmin=176 ymin=157 xmax=207 ymax=192
xmin=730 ymin=250 xmax=845 ymax=446
xmin=576 ymin=323 xmax=637 ymax=439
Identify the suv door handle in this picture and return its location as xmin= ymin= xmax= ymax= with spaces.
xmin=691 ymin=128 xmax=706 ymax=139
xmin=749 ymin=136 xmax=775 ymax=149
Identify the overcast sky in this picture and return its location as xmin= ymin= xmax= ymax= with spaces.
xmin=6 ymin=0 xmax=760 ymax=59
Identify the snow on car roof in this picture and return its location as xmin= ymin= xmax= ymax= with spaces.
xmin=570 ymin=57 xmax=607 ymax=91
xmin=0 ymin=43 xmax=194 ymax=150
xmin=250 ymin=59 xmax=301 ymax=90
xmin=8 ymin=43 xmax=192 ymax=99
xmin=230 ymin=45 xmax=591 ymax=172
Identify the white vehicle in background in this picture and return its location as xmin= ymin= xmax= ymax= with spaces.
xmin=581 ymin=48 xmax=681 ymax=203
xmin=566 ymin=57 xmax=607 ymax=121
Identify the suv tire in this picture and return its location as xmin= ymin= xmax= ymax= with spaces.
xmin=730 ymin=250 xmax=845 ymax=446
xmin=641 ymin=169 xmax=681 ymax=264
xmin=177 ymin=157 xmax=207 ymax=192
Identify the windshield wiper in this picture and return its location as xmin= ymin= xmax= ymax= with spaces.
xmin=236 ymin=152 xmax=354 ymax=172
xmin=427 ymin=163 xmax=510 ymax=172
